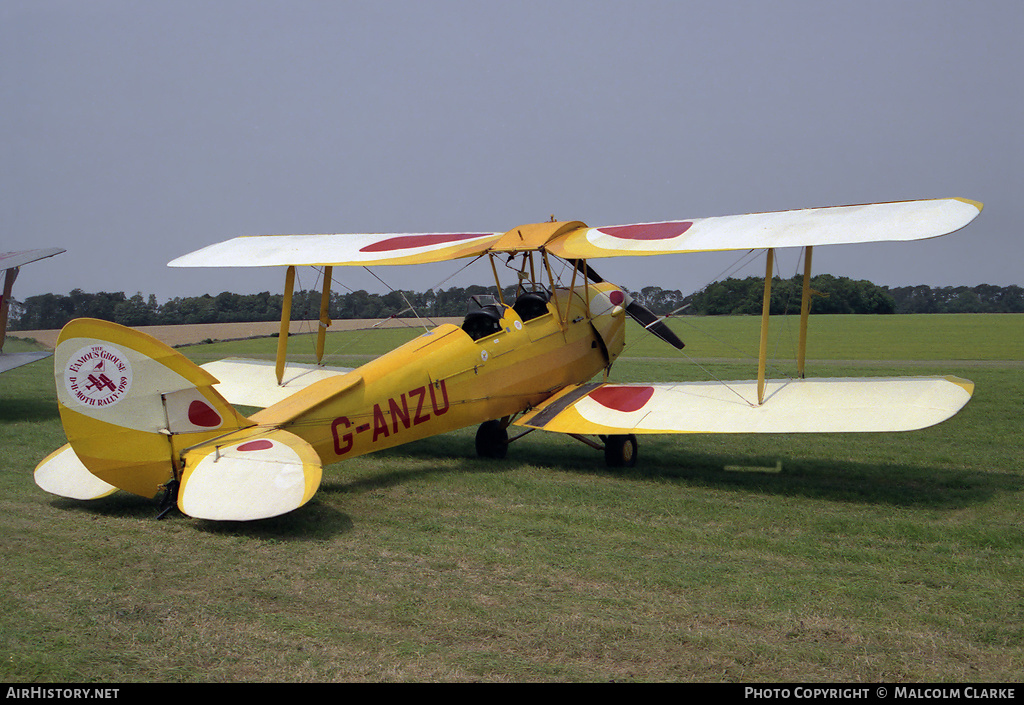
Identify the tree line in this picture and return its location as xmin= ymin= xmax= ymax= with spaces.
xmin=664 ymin=276 xmax=1024 ymax=316
xmin=10 ymin=277 xmax=1023 ymax=331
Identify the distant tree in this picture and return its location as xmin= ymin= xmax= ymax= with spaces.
xmin=10 ymin=280 xmax=1022 ymax=330
xmin=690 ymin=275 xmax=896 ymax=316
xmin=113 ymin=292 xmax=157 ymax=327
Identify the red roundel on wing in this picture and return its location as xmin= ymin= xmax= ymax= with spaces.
xmin=609 ymin=290 xmax=625 ymax=306
xmin=588 ymin=386 xmax=654 ymax=413
xmin=187 ymin=400 xmax=222 ymax=427
xmin=359 ymin=233 xmax=489 ymax=253
xmin=237 ymin=440 xmax=274 ymax=452
xmin=595 ymin=222 xmax=693 ymax=241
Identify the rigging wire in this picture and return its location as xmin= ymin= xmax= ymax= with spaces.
xmin=280 ymin=246 xmax=812 ymax=410
xmin=311 ymin=255 xmax=489 ymax=365
xmin=611 ymin=247 xmax=810 ymax=405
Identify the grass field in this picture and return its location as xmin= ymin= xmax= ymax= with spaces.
xmin=1 ymin=314 xmax=1022 ymax=682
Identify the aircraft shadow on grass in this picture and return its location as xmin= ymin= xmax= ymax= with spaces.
xmin=0 ymin=394 xmax=60 ymax=424
xmin=41 ymin=430 xmax=1017 ymax=540
xmin=323 ymin=433 xmax=1022 ymax=513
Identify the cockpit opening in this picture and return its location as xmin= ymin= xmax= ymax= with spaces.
xmin=462 ymin=295 xmax=504 ymax=341
xmin=512 ymin=288 xmax=550 ymax=322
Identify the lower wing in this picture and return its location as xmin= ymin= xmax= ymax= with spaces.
xmin=200 ymin=358 xmax=354 ymax=408
xmin=516 ymin=377 xmax=974 ymax=435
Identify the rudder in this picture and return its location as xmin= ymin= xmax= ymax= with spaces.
xmin=38 ymin=318 xmax=251 ymax=500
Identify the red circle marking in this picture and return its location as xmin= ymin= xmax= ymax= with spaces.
xmin=588 ymin=386 xmax=654 ymax=413
xmin=360 ymin=233 xmax=490 ymax=253
xmin=595 ymin=222 xmax=692 ymax=241
xmin=188 ymin=400 xmax=222 ymax=428
xmin=609 ymin=290 xmax=625 ymax=306
xmin=237 ymin=440 xmax=274 ymax=452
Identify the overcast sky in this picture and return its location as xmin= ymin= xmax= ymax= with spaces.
xmin=3 ymin=0 xmax=1021 ymax=303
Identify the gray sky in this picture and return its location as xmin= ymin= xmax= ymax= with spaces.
xmin=3 ymin=0 xmax=1021 ymax=303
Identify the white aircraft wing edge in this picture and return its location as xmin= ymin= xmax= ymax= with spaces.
xmin=517 ymin=376 xmax=974 ymax=435
xmin=0 ymin=248 xmax=66 ymax=271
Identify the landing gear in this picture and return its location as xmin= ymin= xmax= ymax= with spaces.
xmin=155 ymin=479 xmax=180 ymax=519
xmin=475 ymin=419 xmax=509 ymax=459
xmin=603 ymin=434 xmax=638 ymax=468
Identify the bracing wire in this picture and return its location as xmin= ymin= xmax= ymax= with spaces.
xmin=311 ymin=254 xmax=490 ymax=365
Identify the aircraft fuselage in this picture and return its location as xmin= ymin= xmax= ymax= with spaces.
xmin=252 ymin=283 xmax=628 ymax=465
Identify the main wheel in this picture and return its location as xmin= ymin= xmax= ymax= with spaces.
xmin=604 ymin=434 xmax=637 ymax=468
xmin=475 ymin=420 xmax=508 ymax=459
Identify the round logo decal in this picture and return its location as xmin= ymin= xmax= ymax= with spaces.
xmin=64 ymin=344 xmax=133 ymax=408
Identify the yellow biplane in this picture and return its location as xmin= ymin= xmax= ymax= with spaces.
xmin=34 ymin=198 xmax=982 ymax=521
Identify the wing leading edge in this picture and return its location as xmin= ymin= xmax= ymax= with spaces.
xmin=516 ymin=376 xmax=974 ymax=435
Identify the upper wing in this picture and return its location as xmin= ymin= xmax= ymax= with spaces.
xmin=167 ymin=198 xmax=981 ymax=268
xmin=545 ymin=198 xmax=982 ymax=259
xmin=516 ymin=376 xmax=974 ymax=435
xmin=168 ymin=231 xmax=503 ymax=268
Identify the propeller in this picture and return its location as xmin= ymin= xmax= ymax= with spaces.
xmin=574 ymin=261 xmax=685 ymax=350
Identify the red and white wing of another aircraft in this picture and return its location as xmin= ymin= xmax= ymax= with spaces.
xmin=1 ymin=248 xmax=66 ymax=373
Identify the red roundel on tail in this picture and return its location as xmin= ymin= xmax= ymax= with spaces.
xmin=188 ymin=400 xmax=222 ymax=428
xmin=588 ymin=386 xmax=654 ymax=412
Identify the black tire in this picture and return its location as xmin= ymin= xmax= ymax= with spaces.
xmin=604 ymin=434 xmax=637 ymax=468
xmin=475 ymin=420 xmax=508 ymax=459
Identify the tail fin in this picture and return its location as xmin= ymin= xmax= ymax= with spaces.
xmin=36 ymin=319 xmax=322 ymax=520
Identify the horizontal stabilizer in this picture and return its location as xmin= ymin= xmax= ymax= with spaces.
xmin=0 ymin=351 xmax=51 ymax=374
xmin=201 ymin=358 xmax=354 ymax=407
xmin=178 ymin=428 xmax=322 ymax=521
xmin=34 ymin=444 xmax=119 ymax=500
xmin=517 ymin=376 xmax=974 ymax=435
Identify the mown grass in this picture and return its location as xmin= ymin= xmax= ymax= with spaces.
xmin=1 ymin=315 xmax=1022 ymax=682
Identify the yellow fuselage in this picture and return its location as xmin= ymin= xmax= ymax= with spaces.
xmin=252 ymin=284 xmax=626 ymax=465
